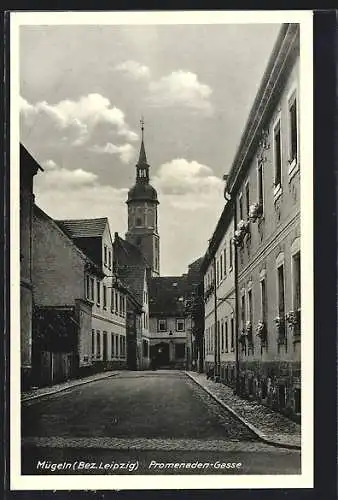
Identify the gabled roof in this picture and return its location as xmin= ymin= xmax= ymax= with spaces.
xmin=118 ymin=265 xmax=146 ymax=305
xmin=33 ymin=205 xmax=104 ymax=278
xmin=149 ymin=276 xmax=189 ymax=316
xmin=20 ymin=143 xmax=44 ymax=175
xmin=114 ymin=233 xmax=149 ymax=268
xmin=55 ymin=218 xmax=108 ymax=239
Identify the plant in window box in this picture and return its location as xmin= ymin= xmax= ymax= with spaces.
xmin=237 ymin=219 xmax=250 ymax=234
xmin=233 ymin=229 xmax=243 ymax=247
xmin=234 ymin=220 xmax=249 ymax=246
xmin=245 ymin=321 xmax=252 ymax=336
xmin=239 ymin=330 xmax=247 ymax=346
xmin=249 ymin=202 xmax=263 ymax=222
xmin=274 ymin=315 xmax=286 ymax=342
xmin=286 ymin=309 xmax=301 ymax=336
xmin=256 ymin=321 xmax=266 ymax=341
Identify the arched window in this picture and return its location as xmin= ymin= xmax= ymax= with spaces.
xmin=147 ymin=208 xmax=154 ymax=228
xmin=135 ymin=207 xmax=144 ymax=227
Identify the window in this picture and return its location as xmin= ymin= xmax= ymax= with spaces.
xmin=225 ymin=320 xmax=229 ymax=352
xmin=119 ymin=294 xmax=123 ymax=316
xmin=104 ymin=245 xmax=107 ymax=266
xmin=274 ymin=120 xmax=282 ymax=188
xmin=216 ymin=260 xmax=220 ymax=284
xmin=115 ymin=290 xmax=119 ymax=314
xmin=136 ymin=217 xmax=142 ymax=226
xmin=90 ymin=278 xmax=95 ymax=301
xmin=260 ymin=278 xmax=267 ymax=323
xmin=239 ymin=193 xmax=243 ymax=221
xmin=221 ymin=321 xmax=224 ymax=352
xmin=158 ymin=319 xmax=167 ymax=332
xmin=229 ymin=239 xmax=233 ymax=269
xmin=115 ymin=334 xmax=119 ymax=357
xmin=119 ymin=336 xmax=123 ymax=358
xmin=277 ymin=264 xmax=285 ymax=317
xmin=289 ymin=93 xmax=298 ymax=165
xmin=86 ymin=275 xmax=90 ymax=299
xmin=248 ymin=289 xmax=253 ymax=348
xmin=241 ymin=294 xmax=246 ymax=331
xmin=96 ymin=281 xmax=101 ymax=305
xmin=245 ymin=182 xmax=250 ymax=217
xmin=248 ymin=289 xmax=253 ymax=324
xmin=293 ymin=251 xmax=301 ymax=310
xmin=143 ymin=339 xmax=148 ymax=357
xmin=96 ymin=330 xmax=101 ymax=358
xmin=220 ymin=254 xmax=223 ymax=280
xmin=91 ymin=329 xmax=95 ymax=357
xmin=223 ymin=247 xmax=227 ymax=276
xmin=230 ymin=317 xmax=234 ymax=350
xmin=176 ymin=319 xmax=185 ymax=332
xmin=111 ymin=290 xmax=115 ymax=313
xmin=257 ymin=162 xmax=264 ymax=212
xmin=111 ymin=333 xmax=115 ymax=357
xmin=103 ymin=285 xmax=107 ymax=309
xmin=108 ymin=250 xmax=112 ymax=270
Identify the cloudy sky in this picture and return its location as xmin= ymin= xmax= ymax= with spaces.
xmin=20 ymin=21 xmax=281 ymax=276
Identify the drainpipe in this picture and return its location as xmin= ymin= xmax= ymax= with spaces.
xmin=233 ymin=198 xmax=240 ymax=395
xmin=213 ymin=256 xmax=219 ymax=381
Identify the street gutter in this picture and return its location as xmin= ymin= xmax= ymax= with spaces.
xmin=185 ymin=371 xmax=301 ymax=451
xmin=21 ymin=372 xmax=119 ymax=403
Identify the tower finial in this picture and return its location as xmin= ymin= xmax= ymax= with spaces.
xmin=140 ymin=116 xmax=144 ymax=141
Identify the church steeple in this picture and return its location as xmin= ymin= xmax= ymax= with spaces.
xmin=136 ymin=118 xmax=149 ymax=183
xmin=126 ymin=117 xmax=160 ymax=276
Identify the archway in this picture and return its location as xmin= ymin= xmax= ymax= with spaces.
xmin=150 ymin=342 xmax=169 ymax=368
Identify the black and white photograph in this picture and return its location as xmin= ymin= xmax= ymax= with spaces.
xmin=10 ymin=10 xmax=313 ymax=490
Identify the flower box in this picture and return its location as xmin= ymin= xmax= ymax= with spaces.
xmin=286 ymin=309 xmax=301 ymax=337
xmin=249 ymin=202 xmax=263 ymax=222
xmin=255 ymin=321 xmax=267 ymax=342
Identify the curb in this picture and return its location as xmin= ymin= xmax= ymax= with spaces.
xmin=185 ymin=372 xmax=301 ymax=451
xmin=21 ymin=372 xmax=119 ymax=403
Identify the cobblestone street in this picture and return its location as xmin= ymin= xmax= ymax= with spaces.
xmin=21 ymin=371 xmax=300 ymax=474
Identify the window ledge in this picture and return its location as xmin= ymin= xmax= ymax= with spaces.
xmin=288 ymin=159 xmax=299 ymax=181
xmin=273 ymin=184 xmax=283 ymax=202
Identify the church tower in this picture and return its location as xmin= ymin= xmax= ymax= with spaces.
xmin=126 ymin=119 xmax=160 ymax=276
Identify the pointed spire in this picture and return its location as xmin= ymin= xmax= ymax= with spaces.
xmin=138 ymin=116 xmax=148 ymax=165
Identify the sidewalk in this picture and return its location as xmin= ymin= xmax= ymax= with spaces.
xmin=186 ymin=371 xmax=301 ymax=450
xmin=21 ymin=370 xmax=120 ymax=402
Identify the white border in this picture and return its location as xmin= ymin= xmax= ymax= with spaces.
xmin=10 ymin=10 xmax=313 ymax=491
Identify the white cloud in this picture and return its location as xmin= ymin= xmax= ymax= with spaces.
xmin=148 ymin=71 xmax=213 ymax=114
xmin=89 ymin=142 xmax=136 ymax=164
xmin=34 ymin=164 xmax=128 ymax=241
xmin=41 ymin=159 xmax=58 ymax=171
xmin=33 ymin=155 xmax=224 ymax=276
xmin=153 ymin=158 xmax=223 ymax=201
xmin=114 ymin=60 xmax=151 ymax=80
xmin=36 ymin=160 xmax=98 ymax=190
xmin=20 ymin=93 xmax=138 ymax=147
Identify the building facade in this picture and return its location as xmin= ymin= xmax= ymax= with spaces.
xmin=148 ymin=276 xmax=192 ymax=369
xmin=113 ymin=233 xmax=151 ymax=370
xmin=201 ymin=201 xmax=237 ymax=387
xmin=20 ymin=145 xmax=43 ymax=389
xmin=126 ymin=122 xmax=160 ymax=277
xmin=32 ymin=206 xmax=102 ymax=384
xmin=226 ymin=24 xmax=301 ymax=419
xmin=55 ymin=218 xmax=128 ymax=371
